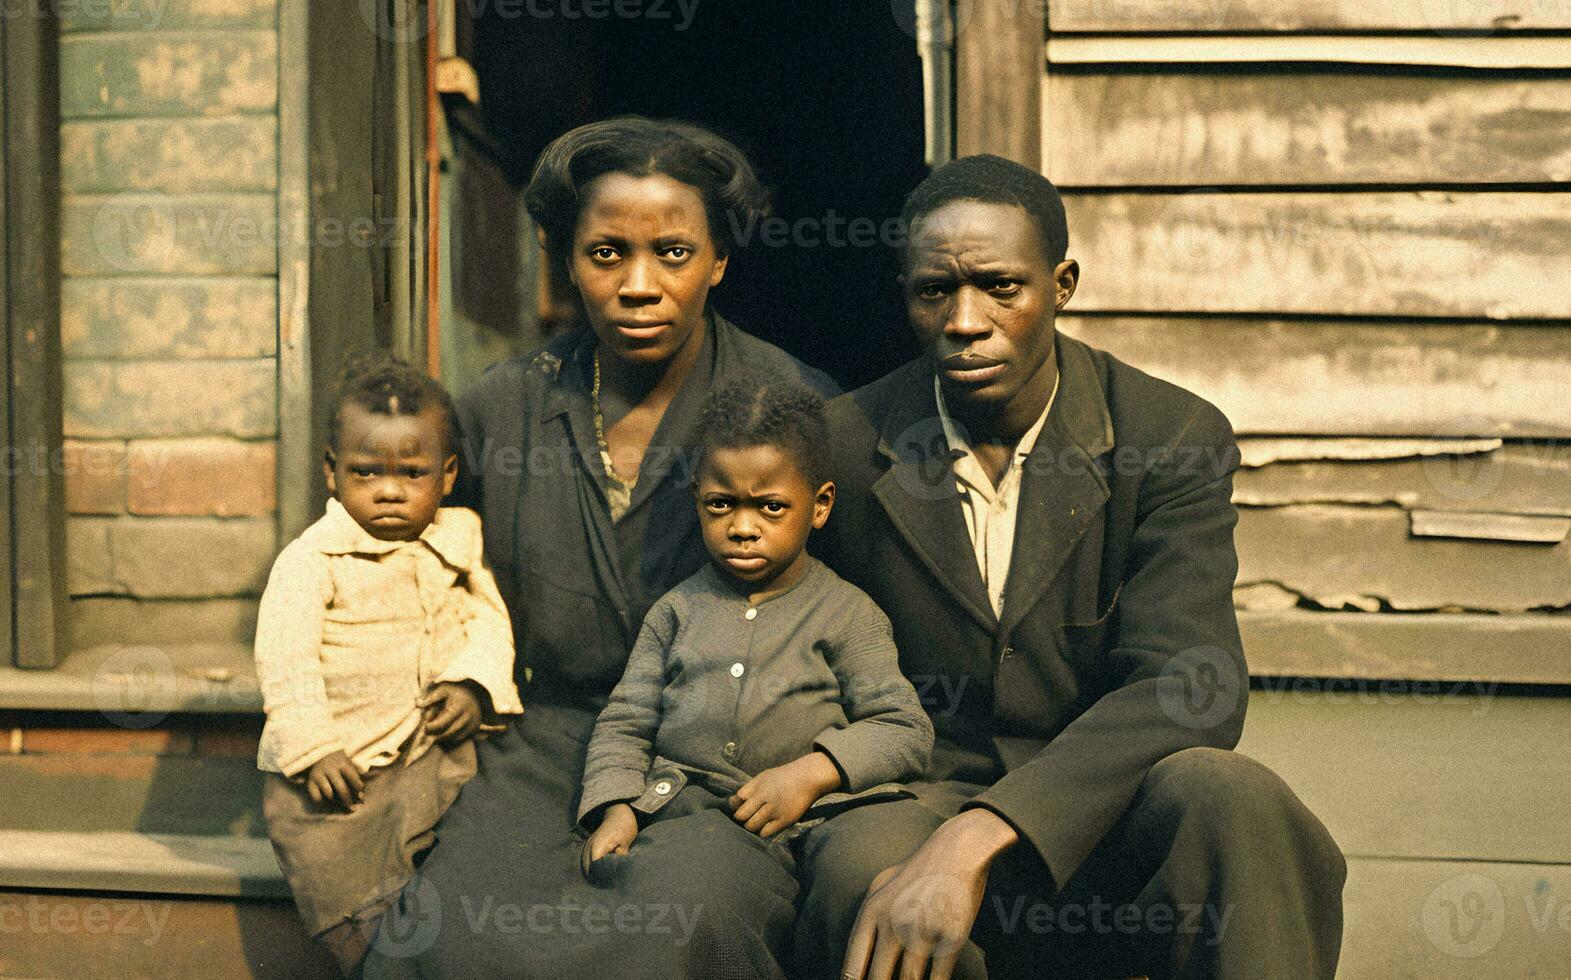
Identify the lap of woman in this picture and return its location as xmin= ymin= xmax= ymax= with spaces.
xmin=359 ymin=703 xmax=800 ymax=980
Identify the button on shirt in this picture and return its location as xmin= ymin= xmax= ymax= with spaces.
xmin=935 ymin=374 xmax=1059 ymax=618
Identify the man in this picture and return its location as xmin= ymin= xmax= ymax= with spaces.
xmin=800 ymin=155 xmax=1345 ymax=979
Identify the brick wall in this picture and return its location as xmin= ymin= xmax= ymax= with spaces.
xmin=58 ymin=0 xmax=282 ymax=651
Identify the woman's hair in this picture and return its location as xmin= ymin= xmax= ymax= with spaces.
xmin=524 ymin=116 xmax=770 ymax=266
xmin=695 ymin=374 xmax=828 ymax=489
xmin=326 ymin=351 xmax=458 ymax=456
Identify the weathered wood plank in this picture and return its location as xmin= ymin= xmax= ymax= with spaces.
xmin=1048 ymin=0 xmax=1571 ymax=32
xmin=1239 ymin=609 xmax=1571 ymax=683
xmin=1234 ymin=445 xmax=1571 ymax=515
xmin=1063 ymin=192 xmax=1571 ymax=318
xmin=1238 ymin=691 xmax=1571 ymax=862
xmin=1058 ymin=317 xmax=1571 ymax=436
xmin=62 ymin=277 xmax=276 ymax=359
xmin=1238 ymin=437 xmax=1503 ymax=468
xmin=1045 ymin=73 xmax=1571 ymax=186
xmin=1337 ymin=858 xmax=1571 ymax=978
xmin=1236 ymin=504 xmax=1571 ymax=611
xmin=956 ymin=0 xmax=1042 ymax=168
xmin=1047 ymin=35 xmax=1571 ymax=69
xmin=277 ymin=0 xmax=314 ymax=546
xmin=59 ymin=32 xmax=276 ymax=119
xmin=63 ymin=359 xmax=276 ymax=439
xmin=6 ymin=6 xmax=66 ymax=669
xmin=0 ymin=890 xmax=336 ymax=980
xmin=1410 ymin=510 xmax=1571 ymax=542
xmin=62 ymin=118 xmax=277 ymax=193
xmin=61 ymin=193 xmax=278 ymax=277
xmin=0 ymin=642 xmax=259 ymax=713
xmin=58 ymin=0 xmax=278 ymax=33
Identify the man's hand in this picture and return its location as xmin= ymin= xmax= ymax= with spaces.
xmin=305 ymin=750 xmax=364 ymax=811
xmin=729 ymin=751 xmax=843 ymax=838
xmin=585 ymin=803 xmax=639 ymax=865
xmin=421 ymin=681 xmax=483 ymax=744
xmin=841 ymin=809 xmax=1020 ymax=980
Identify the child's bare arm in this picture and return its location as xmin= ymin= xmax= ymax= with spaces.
xmin=729 ymin=751 xmax=843 ymax=838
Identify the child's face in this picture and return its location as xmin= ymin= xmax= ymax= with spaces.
xmin=325 ymin=404 xmax=457 ymax=542
xmin=694 ymin=444 xmax=833 ymax=596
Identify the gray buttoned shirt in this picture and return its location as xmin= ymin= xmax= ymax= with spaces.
xmin=578 ymin=557 xmax=934 ymax=826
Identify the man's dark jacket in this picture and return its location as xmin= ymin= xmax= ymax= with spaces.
xmin=818 ymin=332 xmax=1248 ymax=891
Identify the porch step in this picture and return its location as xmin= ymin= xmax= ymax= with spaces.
xmin=0 ymin=830 xmax=284 ymax=899
xmin=1237 ymin=686 xmax=1571 ymax=978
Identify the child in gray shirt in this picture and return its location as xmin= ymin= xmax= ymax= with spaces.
xmin=579 ymin=376 xmax=934 ymax=870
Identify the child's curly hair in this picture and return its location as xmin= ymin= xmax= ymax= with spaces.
xmin=695 ymin=374 xmax=828 ymax=489
xmin=327 ymin=351 xmax=458 ymax=456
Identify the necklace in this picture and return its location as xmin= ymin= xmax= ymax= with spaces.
xmin=591 ymin=351 xmax=634 ymax=484
xmin=591 ymin=349 xmax=610 ymax=459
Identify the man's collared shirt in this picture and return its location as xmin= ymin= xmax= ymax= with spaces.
xmin=934 ymin=372 xmax=1059 ymax=618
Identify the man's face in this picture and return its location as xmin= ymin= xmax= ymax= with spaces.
xmin=902 ymin=199 xmax=1077 ymax=415
xmin=325 ymin=404 xmax=457 ymax=542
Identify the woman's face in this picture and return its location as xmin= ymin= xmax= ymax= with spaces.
xmin=569 ymin=171 xmax=728 ymax=368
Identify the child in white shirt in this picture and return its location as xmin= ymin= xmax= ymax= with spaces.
xmin=253 ymin=354 xmax=522 ymax=973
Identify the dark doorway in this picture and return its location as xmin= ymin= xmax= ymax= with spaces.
xmin=468 ymin=0 xmax=930 ymax=390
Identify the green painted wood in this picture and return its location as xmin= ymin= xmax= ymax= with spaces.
xmin=59 ymin=32 xmax=277 ymax=119
xmin=61 ymin=194 xmax=278 ymax=277
xmin=62 ymin=277 xmax=277 ymax=359
xmin=58 ymin=0 xmax=278 ymax=33
xmin=62 ymin=118 xmax=278 ymax=194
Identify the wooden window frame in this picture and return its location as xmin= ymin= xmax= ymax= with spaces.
xmin=2 ymin=2 xmax=64 ymax=669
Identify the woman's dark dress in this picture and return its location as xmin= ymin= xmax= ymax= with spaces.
xmin=360 ymin=316 xmax=838 ymax=979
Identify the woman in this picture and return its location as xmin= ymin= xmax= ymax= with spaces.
xmin=360 ymin=118 xmax=837 ymax=978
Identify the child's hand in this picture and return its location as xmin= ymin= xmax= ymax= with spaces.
xmin=421 ymin=682 xmax=482 ymax=744
xmin=729 ymin=751 xmax=843 ymax=838
xmin=584 ymin=803 xmax=639 ymax=866
xmin=306 ymin=750 xmax=364 ymax=811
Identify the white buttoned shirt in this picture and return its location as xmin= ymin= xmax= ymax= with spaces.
xmin=934 ymin=373 xmax=1059 ymax=618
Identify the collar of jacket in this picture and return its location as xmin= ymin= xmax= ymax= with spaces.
xmin=871 ymin=332 xmax=1115 ymax=636
xmin=304 ymin=497 xmax=482 ymax=570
